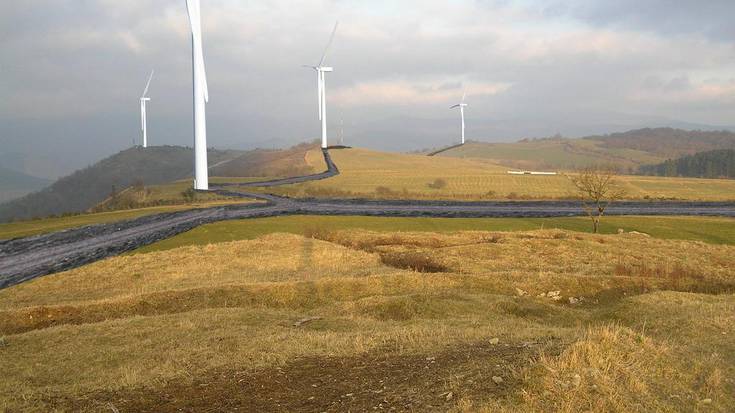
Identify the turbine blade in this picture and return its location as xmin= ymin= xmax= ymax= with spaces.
xmin=142 ymin=70 xmax=154 ymax=97
xmin=461 ymin=90 xmax=466 ymax=103
xmin=318 ymin=21 xmax=339 ymax=67
xmin=187 ymin=0 xmax=208 ymax=103
xmin=185 ymin=0 xmax=198 ymax=33
xmin=450 ymin=104 xmax=460 ymax=109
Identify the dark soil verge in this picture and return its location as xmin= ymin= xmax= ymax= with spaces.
xmin=380 ymin=251 xmax=449 ymax=273
xmin=54 ymin=340 xmax=561 ymax=413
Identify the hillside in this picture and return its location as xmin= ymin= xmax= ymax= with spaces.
xmin=640 ymin=149 xmax=735 ymax=178
xmin=589 ymin=128 xmax=735 ymax=157
xmin=0 ymin=166 xmax=51 ymax=203
xmin=209 ymin=142 xmax=319 ymax=177
xmin=438 ymin=128 xmax=735 ymax=171
xmin=0 ymin=146 xmax=242 ymax=223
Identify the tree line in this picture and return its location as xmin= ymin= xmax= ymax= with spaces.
xmin=639 ymin=149 xmax=735 ymax=179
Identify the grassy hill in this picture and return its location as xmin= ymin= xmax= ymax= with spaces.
xmin=438 ymin=128 xmax=735 ymax=172
xmin=0 ymin=146 xmax=243 ymax=223
xmin=209 ymin=142 xmax=320 ymax=177
xmin=257 ymin=147 xmax=735 ymax=201
xmin=0 ymin=166 xmax=51 ymax=203
xmin=2 ymin=225 xmax=734 ymax=411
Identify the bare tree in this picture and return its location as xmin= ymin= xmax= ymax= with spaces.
xmin=568 ymin=168 xmax=627 ymax=233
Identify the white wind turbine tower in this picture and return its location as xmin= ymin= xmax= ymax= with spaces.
xmin=140 ymin=70 xmax=154 ymax=148
xmin=186 ymin=0 xmax=210 ymax=190
xmin=304 ymin=22 xmax=338 ymax=149
xmin=450 ymin=91 xmax=468 ymax=145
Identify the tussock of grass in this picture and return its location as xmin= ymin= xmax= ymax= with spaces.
xmin=523 ymin=325 xmax=682 ymax=412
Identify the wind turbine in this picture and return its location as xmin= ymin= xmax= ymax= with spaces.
xmin=186 ymin=0 xmax=209 ymax=190
xmin=450 ymin=91 xmax=468 ymax=145
xmin=304 ymin=22 xmax=338 ymax=149
xmin=140 ymin=70 xmax=154 ymax=148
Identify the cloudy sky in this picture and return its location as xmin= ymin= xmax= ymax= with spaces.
xmin=2 ymin=0 xmax=735 ymax=177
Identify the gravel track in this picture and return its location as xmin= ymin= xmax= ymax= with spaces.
xmin=2 ymin=148 xmax=734 ymax=289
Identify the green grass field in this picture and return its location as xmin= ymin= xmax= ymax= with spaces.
xmin=0 ymin=200 xmax=257 ymax=240
xmin=135 ymin=215 xmax=735 ymax=254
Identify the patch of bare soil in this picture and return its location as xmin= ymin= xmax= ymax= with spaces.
xmin=59 ymin=340 xmax=561 ymax=412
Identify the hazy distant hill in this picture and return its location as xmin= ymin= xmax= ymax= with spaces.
xmin=0 ymin=166 xmax=51 ymax=203
xmin=587 ymin=128 xmax=735 ymax=158
xmin=438 ymin=128 xmax=735 ymax=172
xmin=0 ymin=146 xmax=242 ymax=223
xmin=639 ymin=149 xmax=735 ymax=179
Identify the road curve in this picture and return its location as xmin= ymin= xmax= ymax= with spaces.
xmin=2 ymin=148 xmax=734 ymax=289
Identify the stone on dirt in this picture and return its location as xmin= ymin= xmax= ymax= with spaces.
xmin=292 ymin=316 xmax=322 ymax=327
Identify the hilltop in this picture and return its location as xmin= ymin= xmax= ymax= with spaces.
xmin=0 ymin=166 xmax=51 ymax=203
xmin=437 ymin=128 xmax=735 ymax=172
xmin=0 ymin=146 xmax=243 ymax=223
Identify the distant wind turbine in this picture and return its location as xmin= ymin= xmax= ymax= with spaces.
xmin=304 ymin=22 xmax=338 ymax=149
xmin=450 ymin=91 xmax=468 ymax=145
xmin=186 ymin=0 xmax=209 ymax=190
xmin=140 ymin=70 xmax=154 ymax=148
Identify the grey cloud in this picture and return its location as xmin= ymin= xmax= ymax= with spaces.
xmin=1 ymin=1 xmax=735 ymax=177
xmin=538 ymin=0 xmax=735 ymax=41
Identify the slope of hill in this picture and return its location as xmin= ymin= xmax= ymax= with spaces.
xmin=589 ymin=128 xmax=735 ymax=157
xmin=438 ymin=128 xmax=735 ymax=171
xmin=209 ymin=142 xmax=319 ymax=177
xmin=0 ymin=146 xmax=242 ymax=223
xmin=0 ymin=166 xmax=51 ymax=203
xmin=640 ymin=149 xmax=735 ymax=178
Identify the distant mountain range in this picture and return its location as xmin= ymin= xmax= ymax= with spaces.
xmin=0 ymin=166 xmax=51 ymax=203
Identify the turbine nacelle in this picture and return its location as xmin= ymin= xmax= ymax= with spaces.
xmin=450 ymin=92 xmax=468 ymax=145
xmin=139 ymin=70 xmax=154 ymax=148
xmin=302 ymin=66 xmax=333 ymax=72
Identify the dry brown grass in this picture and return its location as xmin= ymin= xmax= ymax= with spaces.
xmin=1 ymin=229 xmax=734 ymax=411
xmin=379 ymin=251 xmax=449 ymax=273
